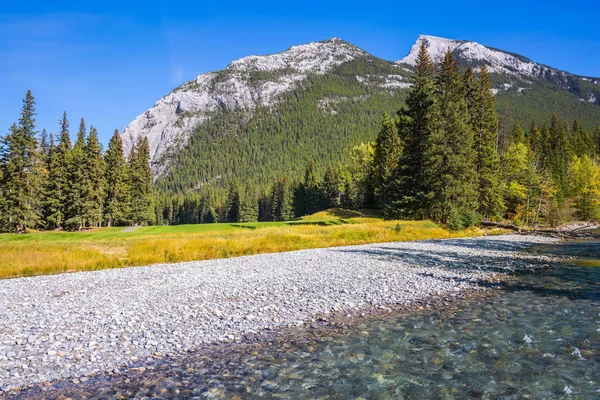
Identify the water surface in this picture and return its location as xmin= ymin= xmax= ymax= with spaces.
xmin=25 ymin=240 xmax=600 ymax=399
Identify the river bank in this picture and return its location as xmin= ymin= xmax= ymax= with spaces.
xmin=0 ymin=235 xmax=558 ymax=395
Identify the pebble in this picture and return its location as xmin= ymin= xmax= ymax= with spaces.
xmin=0 ymin=235 xmax=557 ymax=390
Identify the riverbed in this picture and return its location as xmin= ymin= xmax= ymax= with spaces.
xmin=5 ymin=237 xmax=598 ymax=398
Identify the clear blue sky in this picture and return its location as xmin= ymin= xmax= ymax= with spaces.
xmin=1 ymin=0 xmax=599 ymax=146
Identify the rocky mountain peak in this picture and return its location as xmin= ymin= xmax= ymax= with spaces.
xmin=225 ymin=37 xmax=367 ymax=74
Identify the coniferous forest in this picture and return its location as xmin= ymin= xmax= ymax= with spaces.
xmin=2 ymin=43 xmax=600 ymax=232
xmin=0 ymin=91 xmax=155 ymax=232
xmin=157 ymin=43 xmax=600 ymax=228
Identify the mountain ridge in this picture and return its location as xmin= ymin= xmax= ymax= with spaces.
xmin=120 ymin=35 xmax=600 ymax=188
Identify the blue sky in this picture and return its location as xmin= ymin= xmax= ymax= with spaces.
xmin=1 ymin=1 xmax=599 ymax=146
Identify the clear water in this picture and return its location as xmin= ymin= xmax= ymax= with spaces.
xmin=28 ymin=241 xmax=600 ymax=399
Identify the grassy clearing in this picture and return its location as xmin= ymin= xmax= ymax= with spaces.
xmin=0 ymin=209 xmax=480 ymax=279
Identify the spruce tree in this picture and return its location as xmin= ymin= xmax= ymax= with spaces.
xmin=508 ymin=121 xmax=526 ymax=145
xmin=385 ymin=39 xmax=435 ymax=219
xmin=226 ymin=179 xmax=241 ymax=222
xmin=424 ymin=49 xmax=478 ymax=223
xmin=300 ymin=160 xmax=322 ymax=215
xmin=83 ymin=126 xmax=106 ymax=227
xmin=270 ymin=176 xmax=293 ymax=221
xmin=45 ymin=112 xmax=72 ymax=229
xmin=322 ymin=164 xmax=343 ymax=209
xmin=65 ymin=118 xmax=88 ymax=230
xmin=570 ymin=120 xmax=595 ymax=158
xmin=239 ymin=185 xmax=259 ymax=222
xmin=39 ymin=128 xmax=51 ymax=159
xmin=128 ymin=136 xmax=155 ymax=225
xmin=463 ymin=66 xmax=478 ymax=123
xmin=372 ymin=113 xmax=401 ymax=207
xmin=0 ymin=91 xmax=44 ymax=232
xmin=104 ymin=129 xmax=130 ymax=226
xmin=472 ymin=65 xmax=504 ymax=220
xmin=547 ymin=114 xmax=572 ymax=200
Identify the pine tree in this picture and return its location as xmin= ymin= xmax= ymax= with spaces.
xmin=570 ymin=120 xmax=595 ymax=158
xmin=104 ymin=129 xmax=130 ymax=226
xmin=529 ymin=120 xmax=542 ymax=162
xmin=322 ymin=164 xmax=343 ymax=209
xmin=0 ymin=91 xmax=44 ymax=232
xmin=226 ymin=179 xmax=241 ymax=222
xmin=372 ymin=113 xmax=401 ymax=207
xmin=82 ymin=126 xmax=106 ymax=227
xmin=463 ymin=66 xmax=478 ymax=123
xmin=302 ymin=160 xmax=323 ymax=215
xmin=508 ymin=121 xmax=526 ymax=145
xmin=39 ymin=128 xmax=51 ymax=159
xmin=128 ymin=136 xmax=155 ymax=225
xmin=45 ymin=112 xmax=72 ymax=229
xmin=385 ymin=39 xmax=435 ymax=219
xmin=239 ymin=185 xmax=259 ymax=222
xmin=424 ymin=49 xmax=478 ymax=224
xmin=471 ymin=65 xmax=504 ymax=220
xmin=65 ymin=118 xmax=88 ymax=230
xmin=270 ymin=176 xmax=293 ymax=221
xmin=547 ymin=114 xmax=572 ymax=200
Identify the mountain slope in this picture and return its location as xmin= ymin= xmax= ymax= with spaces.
xmin=121 ymin=39 xmax=408 ymax=169
xmin=398 ymin=35 xmax=600 ymax=113
xmin=121 ymin=36 xmax=600 ymax=192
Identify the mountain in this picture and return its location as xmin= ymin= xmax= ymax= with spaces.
xmin=120 ymin=35 xmax=600 ymax=192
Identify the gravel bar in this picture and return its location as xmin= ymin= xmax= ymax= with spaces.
xmin=0 ymin=235 xmax=558 ymax=391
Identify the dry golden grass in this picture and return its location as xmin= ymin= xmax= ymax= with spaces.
xmin=0 ymin=213 xmax=480 ymax=279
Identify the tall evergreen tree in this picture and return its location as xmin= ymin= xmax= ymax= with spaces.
xmin=65 ymin=118 xmax=88 ymax=230
xmin=508 ymin=121 xmax=526 ymax=145
xmin=82 ymin=126 xmax=106 ymax=227
xmin=0 ymin=91 xmax=44 ymax=232
xmin=104 ymin=129 xmax=130 ymax=226
xmin=45 ymin=112 xmax=72 ymax=229
xmin=471 ymin=65 xmax=504 ymax=220
xmin=570 ymin=120 xmax=595 ymax=158
xmin=39 ymin=128 xmax=51 ymax=159
xmin=239 ymin=185 xmax=259 ymax=222
xmin=304 ymin=160 xmax=323 ymax=215
xmin=322 ymin=164 xmax=343 ymax=209
xmin=372 ymin=113 xmax=401 ymax=207
xmin=385 ymin=40 xmax=436 ymax=219
xmin=270 ymin=176 xmax=293 ymax=221
xmin=547 ymin=114 xmax=572 ymax=200
xmin=128 ymin=136 xmax=155 ymax=225
xmin=424 ymin=49 xmax=478 ymax=223
xmin=226 ymin=179 xmax=241 ymax=222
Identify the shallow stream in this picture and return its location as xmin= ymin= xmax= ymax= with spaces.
xmin=19 ymin=240 xmax=600 ymax=399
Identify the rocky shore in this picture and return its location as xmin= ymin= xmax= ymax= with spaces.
xmin=0 ymin=235 xmax=558 ymax=394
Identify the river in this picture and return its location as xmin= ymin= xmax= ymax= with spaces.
xmin=16 ymin=240 xmax=599 ymax=399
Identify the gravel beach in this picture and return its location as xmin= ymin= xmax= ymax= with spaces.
xmin=0 ymin=235 xmax=557 ymax=392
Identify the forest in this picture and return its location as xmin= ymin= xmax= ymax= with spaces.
xmin=1 ymin=42 xmax=600 ymax=232
xmin=158 ymin=42 xmax=600 ymax=228
xmin=0 ymin=91 xmax=154 ymax=233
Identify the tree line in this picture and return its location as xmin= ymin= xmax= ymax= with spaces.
xmin=161 ymin=41 xmax=600 ymax=227
xmin=0 ymin=91 xmax=155 ymax=233
xmin=3 ymin=41 xmax=600 ymax=231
